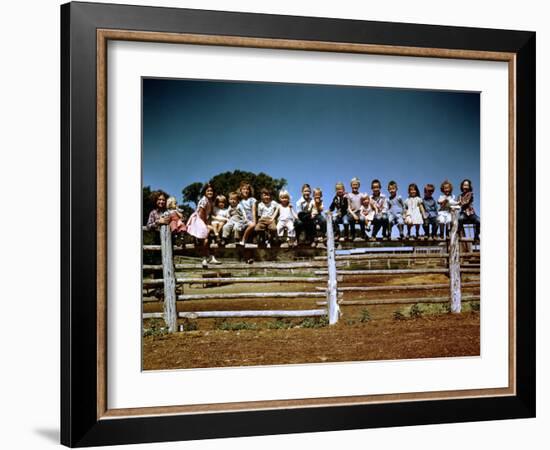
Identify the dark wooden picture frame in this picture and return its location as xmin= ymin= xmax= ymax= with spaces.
xmin=61 ymin=1 xmax=535 ymax=447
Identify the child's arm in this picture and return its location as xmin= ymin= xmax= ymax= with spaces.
xmin=290 ymin=205 xmax=299 ymax=220
xmin=252 ymin=202 xmax=257 ymax=224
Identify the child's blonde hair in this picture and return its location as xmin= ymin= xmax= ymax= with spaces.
xmin=350 ymin=177 xmax=361 ymax=185
xmin=313 ymin=188 xmax=323 ymax=198
xmin=215 ymin=195 xmax=227 ymax=207
xmin=440 ymin=180 xmax=453 ymax=193
xmin=239 ymin=181 xmax=254 ymax=197
xmin=278 ymin=190 xmax=291 ymax=201
xmin=229 ymin=191 xmax=240 ymax=201
xmin=166 ymin=196 xmax=178 ymax=209
xmin=335 ymin=181 xmax=345 ymax=191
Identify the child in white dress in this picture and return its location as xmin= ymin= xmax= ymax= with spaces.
xmin=210 ymin=195 xmax=229 ymax=245
xmin=277 ymin=190 xmax=298 ymax=247
xmin=437 ymin=180 xmax=458 ymax=239
xmin=404 ymin=183 xmax=425 ymax=239
xmin=359 ymin=195 xmax=377 ymax=234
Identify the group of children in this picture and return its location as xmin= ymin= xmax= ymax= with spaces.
xmin=146 ymin=177 xmax=480 ymax=264
xmin=327 ymin=178 xmax=480 ymax=243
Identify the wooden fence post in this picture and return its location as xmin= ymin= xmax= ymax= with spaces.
xmin=326 ymin=214 xmax=340 ymax=324
xmin=449 ymin=207 xmax=462 ymax=313
xmin=160 ymin=225 xmax=177 ymax=332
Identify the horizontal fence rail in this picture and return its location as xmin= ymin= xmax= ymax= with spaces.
xmin=143 ymin=212 xmax=477 ymax=331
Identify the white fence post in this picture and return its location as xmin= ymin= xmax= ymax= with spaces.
xmin=449 ymin=207 xmax=462 ymax=313
xmin=160 ymin=225 xmax=177 ymax=332
xmin=326 ymin=214 xmax=340 ymax=324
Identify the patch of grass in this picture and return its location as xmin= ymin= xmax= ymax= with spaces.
xmin=143 ymin=319 xmax=169 ymax=337
xmin=300 ymin=316 xmax=329 ymax=328
xmin=217 ymin=320 xmax=258 ymax=331
xmin=268 ymin=319 xmax=294 ymax=329
xmin=409 ymin=304 xmax=423 ymax=319
xmin=177 ymin=319 xmax=198 ymax=332
xmin=359 ymin=308 xmax=371 ymax=323
xmin=393 ymin=311 xmax=406 ymax=321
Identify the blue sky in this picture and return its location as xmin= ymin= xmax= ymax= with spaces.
xmin=143 ymin=78 xmax=479 ymax=213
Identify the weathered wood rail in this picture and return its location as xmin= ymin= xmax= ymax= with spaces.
xmin=143 ymin=220 xmax=340 ymax=331
xmin=143 ymin=212 xmax=477 ymax=332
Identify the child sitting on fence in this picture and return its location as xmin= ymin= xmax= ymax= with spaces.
xmin=329 ymin=182 xmax=349 ymax=242
xmin=422 ymin=184 xmax=438 ymax=240
xmin=457 ymin=179 xmax=480 ymax=242
xmin=345 ymin=177 xmax=366 ymax=241
xmin=146 ymin=190 xmax=170 ymax=231
xmin=437 ymin=180 xmax=458 ymax=239
xmin=255 ymin=188 xmax=279 ymax=248
xmin=210 ymin=195 xmax=229 ymax=245
xmin=386 ymin=181 xmax=405 ymax=240
xmin=360 ymin=195 xmax=377 ymax=237
xmin=237 ymin=181 xmax=257 ymax=246
xmin=295 ymin=183 xmax=315 ymax=244
xmin=404 ymin=183 xmax=425 ymax=239
xmin=311 ymin=188 xmax=327 ymax=247
xmin=369 ymin=179 xmax=388 ymax=241
xmin=277 ymin=190 xmax=298 ymax=247
xmin=186 ymin=183 xmax=220 ymax=266
xmin=222 ymin=192 xmax=248 ymax=245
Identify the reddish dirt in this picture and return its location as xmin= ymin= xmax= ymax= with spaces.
xmin=143 ymin=312 xmax=480 ymax=370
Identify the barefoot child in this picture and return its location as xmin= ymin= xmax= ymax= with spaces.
xmin=404 ymin=183 xmax=425 ymax=239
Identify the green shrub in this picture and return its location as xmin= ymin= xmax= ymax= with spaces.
xmin=143 ymin=318 xmax=169 ymax=337
xmin=360 ymin=308 xmax=371 ymax=323
xmin=268 ymin=319 xmax=293 ymax=329
xmin=300 ymin=316 xmax=329 ymax=328
xmin=393 ymin=311 xmax=406 ymax=321
xmin=409 ymin=304 xmax=423 ymax=319
xmin=217 ymin=320 xmax=257 ymax=331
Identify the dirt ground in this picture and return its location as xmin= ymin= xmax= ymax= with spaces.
xmin=143 ymin=312 xmax=479 ymax=370
xmin=142 ymin=260 xmax=480 ymax=370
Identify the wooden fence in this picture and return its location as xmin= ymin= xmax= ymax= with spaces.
xmin=142 ymin=217 xmax=340 ymax=332
xmin=142 ymin=209 xmax=478 ymax=332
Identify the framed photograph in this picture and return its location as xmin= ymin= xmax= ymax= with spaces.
xmin=61 ymin=1 xmax=535 ymax=447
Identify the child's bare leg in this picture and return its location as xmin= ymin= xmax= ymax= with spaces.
xmin=242 ymin=223 xmax=255 ymax=243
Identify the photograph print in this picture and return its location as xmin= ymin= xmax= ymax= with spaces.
xmin=141 ymin=78 xmax=481 ymax=371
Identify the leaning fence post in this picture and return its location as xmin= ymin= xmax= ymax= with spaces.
xmin=326 ymin=213 xmax=340 ymax=324
xmin=449 ymin=207 xmax=462 ymax=313
xmin=160 ymin=224 xmax=177 ymax=332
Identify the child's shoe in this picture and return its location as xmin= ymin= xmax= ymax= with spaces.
xmin=208 ymin=256 xmax=221 ymax=265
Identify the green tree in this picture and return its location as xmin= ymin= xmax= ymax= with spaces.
xmin=181 ymin=182 xmax=204 ymax=208
xmin=207 ymin=170 xmax=287 ymax=200
xmin=142 ymin=185 xmax=152 ymax=226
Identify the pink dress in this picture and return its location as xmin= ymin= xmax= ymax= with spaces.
xmin=168 ymin=209 xmax=187 ymax=233
xmin=186 ymin=196 xmax=211 ymax=239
